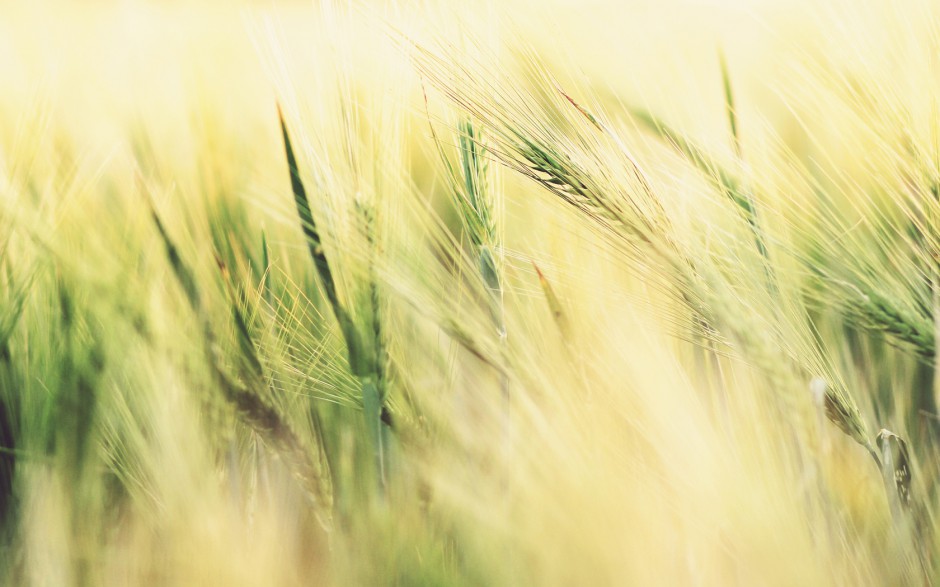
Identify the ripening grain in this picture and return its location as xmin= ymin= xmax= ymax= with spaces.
xmin=0 ymin=0 xmax=937 ymax=585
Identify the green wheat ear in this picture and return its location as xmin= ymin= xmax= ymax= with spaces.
xmin=148 ymin=200 xmax=334 ymax=532
xmin=823 ymin=390 xmax=867 ymax=445
xmin=814 ymin=377 xmax=880 ymax=466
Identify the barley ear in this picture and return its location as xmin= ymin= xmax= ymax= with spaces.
xmin=148 ymin=202 xmax=334 ymax=531
xmin=821 ymin=385 xmax=880 ymax=467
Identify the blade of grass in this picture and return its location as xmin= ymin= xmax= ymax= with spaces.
xmin=277 ymin=104 xmax=367 ymax=377
xmin=277 ymin=105 xmax=390 ymax=492
xmin=718 ymin=49 xmax=741 ymax=160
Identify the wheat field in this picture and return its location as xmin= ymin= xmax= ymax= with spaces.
xmin=1 ymin=0 xmax=939 ymax=585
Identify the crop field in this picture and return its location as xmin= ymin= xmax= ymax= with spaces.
xmin=1 ymin=0 xmax=939 ymax=584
